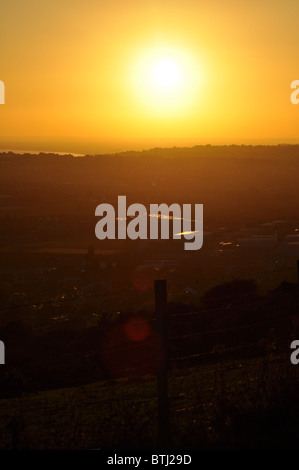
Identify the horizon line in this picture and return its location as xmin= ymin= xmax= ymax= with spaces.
xmin=1 ymin=142 xmax=299 ymax=158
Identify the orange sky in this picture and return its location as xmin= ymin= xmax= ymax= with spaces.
xmin=1 ymin=0 xmax=299 ymax=153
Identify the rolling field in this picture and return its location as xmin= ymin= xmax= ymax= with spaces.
xmin=0 ymin=352 xmax=297 ymax=450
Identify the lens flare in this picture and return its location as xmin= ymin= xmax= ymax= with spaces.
xmin=124 ymin=317 xmax=151 ymax=342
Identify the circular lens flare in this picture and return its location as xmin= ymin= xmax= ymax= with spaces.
xmin=124 ymin=317 xmax=151 ymax=342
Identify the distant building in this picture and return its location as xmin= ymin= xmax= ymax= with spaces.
xmin=284 ymin=234 xmax=299 ymax=243
xmin=280 ymin=241 xmax=299 ymax=257
xmin=238 ymin=234 xmax=278 ymax=249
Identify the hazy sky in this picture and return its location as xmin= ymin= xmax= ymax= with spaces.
xmin=1 ymin=0 xmax=299 ymax=153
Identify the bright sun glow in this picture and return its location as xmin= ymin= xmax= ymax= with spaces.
xmin=129 ymin=46 xmax=202 ymax=117
xmin=151 ymin=58 xmax=182 ymax=89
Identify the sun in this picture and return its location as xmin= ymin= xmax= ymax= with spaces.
xmin=150 ymin=57 xmax=182 ymax=90
xmin=129 ymin=45 xmax=201 ymax=117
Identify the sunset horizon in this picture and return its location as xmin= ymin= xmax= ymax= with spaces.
xmin=2 ymin=0 xmax=299 ymax=454
xmin=2 ymin=0 xmax=299 ymax=152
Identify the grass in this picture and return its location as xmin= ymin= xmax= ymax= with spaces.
xmin=0 ymin=352 xmax=298 ymax=449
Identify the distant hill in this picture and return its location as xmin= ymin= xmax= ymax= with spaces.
xmin=0 ymin=145 xmax=299 ymax=225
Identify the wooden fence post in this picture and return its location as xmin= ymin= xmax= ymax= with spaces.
xmin=155 ymin=279 xmax=169 ymax=449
